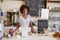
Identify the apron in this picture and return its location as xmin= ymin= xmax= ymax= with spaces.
xmin=18 ymin=15 xmax=31 ymax=37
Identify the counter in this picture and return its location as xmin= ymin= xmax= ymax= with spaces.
xmin=3 ymin=27 xmax=58 ymax=40
xmin=2 ymin=33 xmax=57 ymax=40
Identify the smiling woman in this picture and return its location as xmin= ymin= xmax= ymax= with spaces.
xmin=12 ymin=5 xmax=36 ymax=37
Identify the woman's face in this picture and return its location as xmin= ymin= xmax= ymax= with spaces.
xmin=23 ymin=8 xmax=28 ymax=15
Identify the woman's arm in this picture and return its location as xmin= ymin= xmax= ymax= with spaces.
xmin=13 ymin=23 xmax=20 ymax=33
xmin=29 ymin=21 xmax=36 ymax=33
xmin=29 ymin=21 xmax=33 ymax=31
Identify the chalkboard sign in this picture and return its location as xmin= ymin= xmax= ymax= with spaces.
xmin=29 ymin=10 xmax=38 ymax=16
xmin=26 ymin=0 xmax=38 ymax=16
xmin=26 ymin=0 xmax=46 ymax=16
xmin=38 ymin=20 xmax=48 ymax=33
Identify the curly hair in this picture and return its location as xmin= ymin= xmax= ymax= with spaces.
xmin=20 ymin=5 xmax=29 ymax=14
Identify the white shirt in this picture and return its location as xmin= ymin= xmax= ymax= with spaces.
xmin=18 ymin=15 xmax=31 ymax=27
xmin=18 ymin=15 xmax=31 ymax=32
xmin=0 ymin=21 xmax=4 ymax=38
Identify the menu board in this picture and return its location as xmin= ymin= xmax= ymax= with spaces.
xmin=26 ymin=0 xmax=46 ymax=16
xmin=38 ymin=20 xmax=48 ymax=33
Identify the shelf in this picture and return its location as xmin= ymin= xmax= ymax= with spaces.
xmin=49 ymin=17 xmax=60 ymax=21
xmin=49 ymin=10 xmax=60 ymax=12
xmin=47 ymin=0 xmax=60 ymax=27
xmin=49 ymin=19 xmax=60 ymax=21
xmin=47 ymin=0 xmax=60 ymax=3
xmin=48 ymin=1 xmax=60 ymax=3
xmin=49 ymin=7 xmax=60 ymax=12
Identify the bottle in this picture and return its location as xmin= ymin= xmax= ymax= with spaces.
xmin=9 ymin=28 xmax=13 ymax=37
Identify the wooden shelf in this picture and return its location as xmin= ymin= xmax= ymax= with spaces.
xmin=48 ymin=1 xmax=60 ymax=3
xmin=46 ymin=0 xmax=60 ymax=11
xmin=47 ymin=0 xmax=60 ymax=1
xmin=49 ymin=7 xmax=60 ymax=12
xmin=49 ymin=19 xmax=60 ymax=21
xmin=47 ymin=0 xmax=60 ymax=3
xmin=49 ymin=10 xmax=60 ymax=12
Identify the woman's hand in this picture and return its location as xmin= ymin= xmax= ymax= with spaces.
xmin=0 ymin=30 xmax=1 ymax=32
xmin=11 ymin=30 xmax=15 ymax=34
xmin=31 ymin=30 xmax=36 ymax=33
xmin=9 ymin=29 xmax=14 ymax=36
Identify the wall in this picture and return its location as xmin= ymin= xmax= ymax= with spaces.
xmin=0 ymin=1 xmax=25 ymax=20
xmin=47 ymin=3 xmax=60 ymax=27
xmin=0 ymin=1 xmax=25 ymax=12
xmin=3 ymin=0 xmax=21 ymax=1
xmin=48 ymin=0 xmax=60 ymax=1
xmin=47 ymin=3 xmax=60 ymax=8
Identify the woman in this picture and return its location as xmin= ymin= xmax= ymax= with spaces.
xmin=13 ymin=5 xmax=35 ymax=34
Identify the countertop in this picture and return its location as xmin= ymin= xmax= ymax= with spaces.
xmin=2 ymin=33 xmax=57 ymax=40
